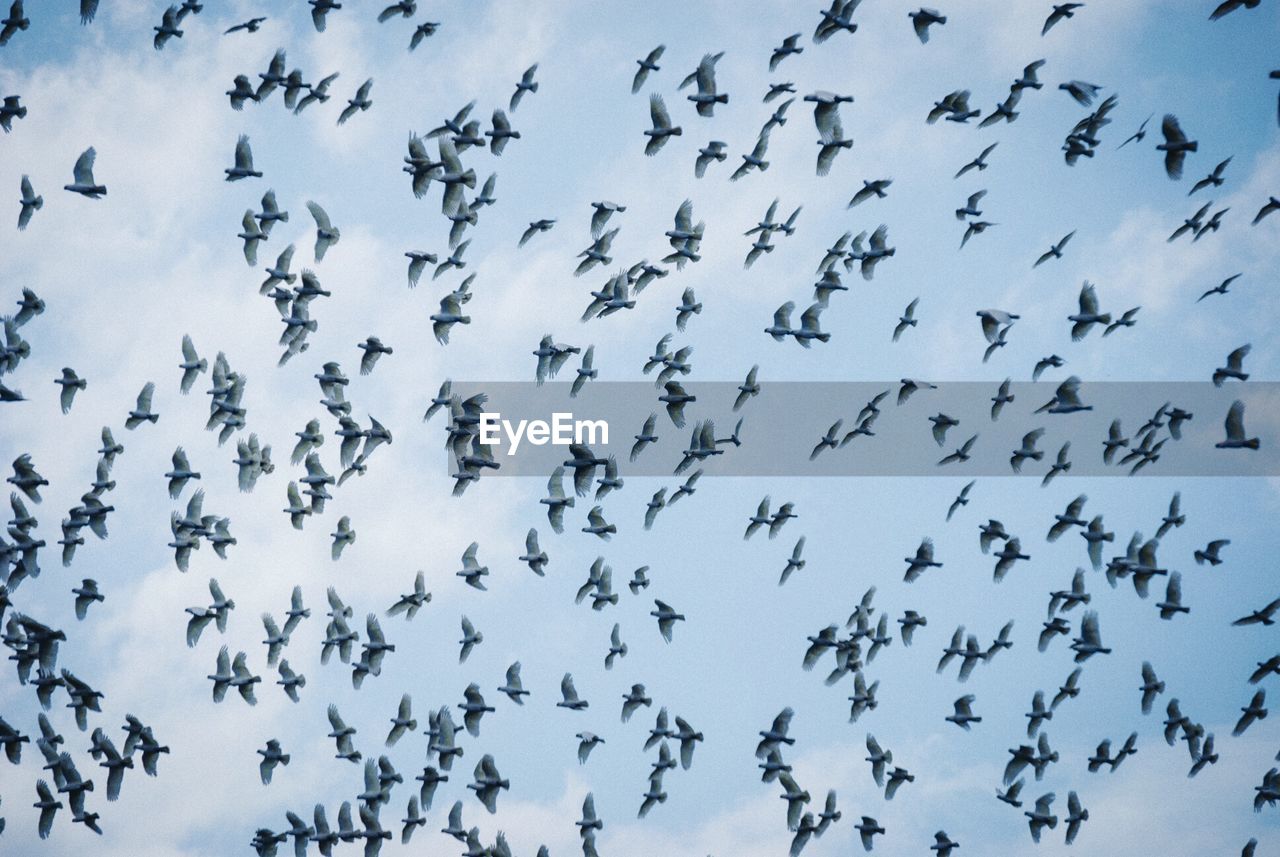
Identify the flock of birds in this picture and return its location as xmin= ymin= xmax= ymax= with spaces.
xmin=1 ymin=1 xmax=1278 ymax=856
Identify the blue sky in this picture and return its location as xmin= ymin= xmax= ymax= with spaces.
xmin=1 ymin=1 xmax=1279 ymax=855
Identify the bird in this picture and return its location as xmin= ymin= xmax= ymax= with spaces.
xmin=510 ymin=64 xmax=539 ymax=110
xmin=258 ymin=739 xmax=290 ymax=784
xmin=1233 ymin=597 xmax=1280 ymax=627
xmin=337 ymin=79 xmax=374 ymax=125
xmin=1253 ymin=196 xmax=1280 ymax=225
xmin=1199 ymin=273 xmax=1243 ymax=302
xmin=0 ymin=1 xmax=30 ymax=46
xmin=557 ymin=673 xmax=588 ymax=711
xmin=956 ymin=142 xmax=998 ymax=178
xmin=645 ymin=93 xmax=682 ymax=155
xmin=651 ymin=599 xmax=685 ymax=642
xmin=1190 ymin=157 xmax=1232 ymax=195
xmin=17 ymin=174 xmax=42 ymax=229
xmin=124 ymin=383 xmax=159 ymax=429
xmin=947 ymin=695 xmax=981 ymax=730
xmin=1213 ymin=344 xmax=1251 ymax=386
xmin=694 ymin=140 xmax=728 ymax=178
xmin=1059 ymin=79 xmax=1102 ymax=106
xmin=910 ymin=8 xmax=947 ymax=42
xmin=1119 ymin=113 xmax=1154 ymax=148
xmin=519 ymin=219 xmax=555 ymax=247
xmin=152 ymin=6 xmax=183 ymax=50
xmin=224 ymin=135 xmax=262 ymax=181
xmin=1104 ymin=306 xmax=1141 ymax=335
xmin=53 ymin=367 xmax=87 ymax=414
xmin=1067 ymin=283 xmax=1111 ymax=340
xmin=1070 ymin=611 xmax=1111 ymax=661
xmin=1195 ymin=539 xmax=1231 ymax=566
xmin=486 ymin=109 xmax=520 ymax=155
xmin=72 ymin=579 xmax=103 ymax=620
xmin=815 ymin=0 xmax=860 ymax=42
xmin=224 ymin=16 xmax=267 ymax=34
xmin=849 ymin=178 xmax=892 ymax=208
xmin=1216 ymin=400 xmax=1259 ymax=449
xmin=458 ymin=616 xmax=482 ymax=663
xmin=64 ymin=147 xmax=106 ymax=198
xmin=1034 ymin=231 xmax=1075 ymax=267
xmin=1042 ymin=3 xmax=1084 ymax=35
xmin=687 ymin=52 xmax=728 ymax=117
xmin=731 ymin=130 xmax=772 ymax=182
xmin=770 ymin=33 xmax=803 ymax=70
xmin=306 ymin=201 xmax=341 ymax=261
xmin=1158 ymin=114 xmax=1198 ymax=179
xmin=1233 ymin=690 xmax=1268 ymax=736
xmin=1210 ymin=0 xmax=1264 ymax=20
xmin=632 ymin=45 xmax=666 ymax=93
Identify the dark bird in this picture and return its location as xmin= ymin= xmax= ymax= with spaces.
xmin=771 ymin=33 xmax=803 ymax=70
xmin=0 ymin=1 xmax=30 ymax=46
xmin=1212 ymin=344 xmax=1250 ymax=386
xmin=1253 ymin=196 xmax=1280 ymax=225
xmin=509 ymin=64 xmax=540 ymax=111
xmin=225 ymin=16 xmax=267 ymax=34
xmin=632 ymin=45 xmax=666 ymax=93
xmin=1233 ymin=596 xmax=1280 ymax=627
xmin=956 ymin=142 xmax=998 ymax=178
xmin=909 ymin=8 xmax=947 ymax=42
xmin=814 ymin=0 xmax=859 ymax=42
xmin=1042 ymin=3 xmax=1083 ymax=35
xmin=1190 ymin=157 xmax=1231 ymax=195
xmin=1059 ymin=80 xmax=1101 ymax=106
xmin=1034 ymin=231 xmax=1075 ymax=267
xmin=1119 ymin=113 xmax=1153 ymax=148
xmin=1158 ymin=115 xmax=1198 ymax=179
xmin=1210 ymin=0 xmax=1264 ymax=20
xmin=338 ymin=79 xmax=374 ymax=125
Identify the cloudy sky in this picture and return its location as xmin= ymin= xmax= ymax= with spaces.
xmin=2 ymin=1 xmax=1279 ymax=855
